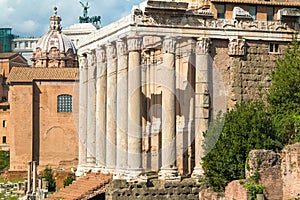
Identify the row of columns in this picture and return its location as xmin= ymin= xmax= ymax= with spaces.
xmin=77 ymin=36 xmax=211 ymax=180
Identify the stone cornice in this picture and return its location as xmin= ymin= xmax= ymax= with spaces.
xmin=211 ymin=0 xmax=300 ymax=7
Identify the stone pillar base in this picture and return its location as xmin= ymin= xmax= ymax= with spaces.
xmin=113 ymin=169 xmax=127 ymax=180
xmin=192 ymin=167 xmax=204 ymax=178
xmin=125 ymin=169 xmax=147 ymax=182
xmin=158 ymin=168 xmax=181 ymax=181
xmin=75 ymin=165 xmax=85 ymax=177
xmin=101 ymin=167 xmax=115 ymax=174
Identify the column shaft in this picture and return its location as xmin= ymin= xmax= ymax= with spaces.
xmin=193 ymin=38 xmax=211 ymax=176
xmin=87 ymin=51 xmax=96 ymax=165
xmin=96 ymin=47 xmax=107 ymax=168
xmin=158 ymin=37 xmax=180 ymax=180
xmin=127 ymin=37 xmax=143 ymax=178
xmin=106 ymin=44 xmax=117 ymax=171
xmin=32 ymin=161 xmax=37 ymax=193
xmin=116 ymin=40 xmax=128 ymax=175
xmin=78 ymin=55 xmax=88 ymax=173
xmin=27 ymin=161 xmax=32 ymax=194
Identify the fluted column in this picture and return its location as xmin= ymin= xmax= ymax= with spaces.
xmin=127 ymin=36 xmax=143 ymax=179
xmin=193 ymin=38 xmax=211 ymax=176
xmin=106 ymin=43 xmax=117 ymax=172
xmin=95 ymin=46 xmax=107 ymax=169
xmin=114 ymin=39 xmax=129 ymax=178
xmin=158 ymin=37 xmax=180 ymax=181
xmin=87 ymin=51 xmax=97 ymax=166
xmin=77 ymin=54 xmax=88 ymax=176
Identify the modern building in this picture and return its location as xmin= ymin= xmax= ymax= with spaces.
xmin=76 ymin=0 xmax=300 ymax=182
xmin=0 ymin=28 xmax=14 ymax=53
xmin=7 ymin=7 xmax=79 ymax=173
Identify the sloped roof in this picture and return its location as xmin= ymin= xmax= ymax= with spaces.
xmin=47 ymin=173 xmax=112 ymax=200
xmin=7 ymin=67 xmax=79 ymax=83
xmin=0 ymin=52 xmax=19 ymax=59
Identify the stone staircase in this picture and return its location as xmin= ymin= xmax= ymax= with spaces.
xmin=47 ymin=172 xmax=112 ymax=200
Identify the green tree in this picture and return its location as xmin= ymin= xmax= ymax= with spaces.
xmin=268 ymin=38 xmax=300 ymax=144
xmin=202 ymin=101 xmax=280 ymax=192
xmin=43 ymin=166 xmax=56 ymax=192
xmin=63 ymin=174 xmax=75 ymax=188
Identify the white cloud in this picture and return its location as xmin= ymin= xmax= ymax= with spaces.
xmin=0 ymin=0 xmax=144 ymax=37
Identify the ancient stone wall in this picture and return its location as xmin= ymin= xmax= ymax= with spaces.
xmin=246 ymin=150 xmax=282 ymax=200
xmin=225 ymin=180 xmax=248 ymax=200
xmin=281 ymin=143 xmax=300 ymax=200
xmin=106 ymin=178 xmax=204 ymax=200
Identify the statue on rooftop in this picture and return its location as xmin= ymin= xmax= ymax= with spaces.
xmin=79 ymin=1 xmax=101 ymax=25
xmin=80 ymin=1 xmax=89 ymax=18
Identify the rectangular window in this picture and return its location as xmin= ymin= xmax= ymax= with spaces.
xmin=2 ymin=136 xmax=6 ymax=144
xmin=57 ymin=94 xmax=72 ymax=112
xmin=216 ymin=4 xmax=225 ymax=19
xmin=249 ymin=6 xmax=257 ymax=20
xmin=2 ymin=120 xmax=6 ymax=128
xmin=25 ymin=42 xmax=29 ymax=48
xmin=267 ymin=7 xmax=274 ymax=21
xmin=269 ymin=43 xmax=279 ymax=53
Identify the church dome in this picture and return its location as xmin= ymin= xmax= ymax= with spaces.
xmin=31 ymin=7 xmax=78 ymax=68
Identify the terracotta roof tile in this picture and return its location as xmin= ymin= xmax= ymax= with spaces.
xmin=0 ymin=52 xmax=18 ymax=59
xmin=47 ymin=173 xmax=112 ymax=200
xmin=7 ymin=67 xmax=79 ymax=83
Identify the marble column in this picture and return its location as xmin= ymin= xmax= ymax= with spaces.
xmin=95 ymin=46 xmax=107 ymax=169
xmin=193 ymin=38 xmax=211 ymax=176
xmin=115 ymin=39 xmax=128 ymax=178
xmin=77 ymin=55 xmax=88 ymax=176
xmin=105 ymin=43 xmax=117 ymax=172
xmin=127 ymin=36 xmax=143 ymax=179
xmin=27 ymin=161 xmax=32 ymax=194
xmin=86 ymin=51 xmax=97 ymax=166
xmin=158 ymin=37 xmax=180 ymax=181
xmin=32 ymin=161 xmax=37 ymax=194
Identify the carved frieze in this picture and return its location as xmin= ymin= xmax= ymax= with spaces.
xmin=162 ymin=37 xmax=177 ymax=54
xmin=228 ymin=39 xmax=245 ymax=56
xmin=196 ymin=38 xmax=211 ymax=55
xmin=133 ymin=10 xmax=291 ymax=32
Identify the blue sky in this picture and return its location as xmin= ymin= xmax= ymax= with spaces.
xmin=0 ymin=0 xmax=144 ymax=37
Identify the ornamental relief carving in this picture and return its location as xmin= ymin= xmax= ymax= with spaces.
xmin=106 ymin=43 xmax=117 ymax=60
xmin=196 ymin=38 xmax=211 ymax=55
xmin=228 ymin=39 xmax=245 ymax=56
xmin=133 ymin=11 xmax=291 ymax=32
xmin=116 ymin=40 xmax=127 ymax=56
xmin=79 ymin=55 xmax=88 ymax=69
xmin=162 ymin=37 xmax=176 ymax=54
xmin=96 ymin=46 xmax=106 ymax=63
xmin=127 ymin=37 xmax=142 ymax=52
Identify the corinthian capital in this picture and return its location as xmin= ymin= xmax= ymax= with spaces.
xmin=162 ymin=37 xmax=177 ymax=54
xmin=127 ymin=36 xmax=142 ymax=52
xmin=87 ymin=50 xmax=96 ymax=67
xmin=228 ymin=38 xmax=245 ymax=56
xmin=196 ymin=38 xmax=211 ymax=55
xmin=106 ymin=43 xmax=117 ymax=60
xmin=79 ymin=54 xmax=88 ymax=69
xmin=96 ymin=46 xmax=106 ymax=63
xmin=116 ymin=39 xmax=127 ymax=56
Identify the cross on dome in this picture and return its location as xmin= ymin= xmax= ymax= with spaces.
xmin=49 ymin=6 xmax=62 ymax=31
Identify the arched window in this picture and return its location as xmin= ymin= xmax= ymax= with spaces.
xmin=57 ymin=94 xmax=72 ymax=112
